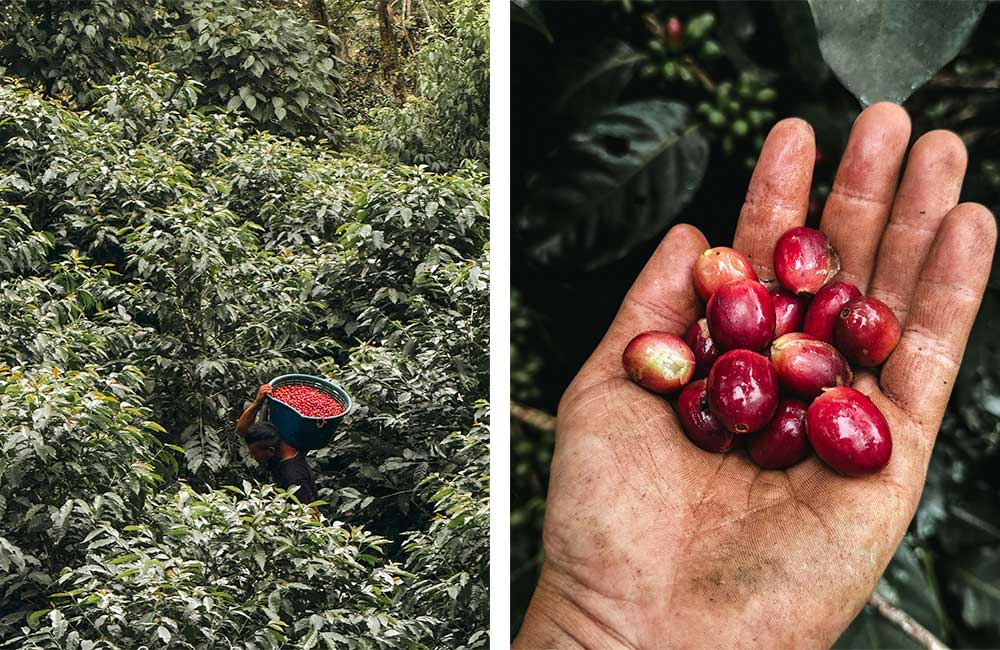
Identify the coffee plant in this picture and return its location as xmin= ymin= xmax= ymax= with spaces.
xmin=512 ymin=1 xmax=1000 ymax=646
xmin=0 ymin=0 xmax=489 ymax=645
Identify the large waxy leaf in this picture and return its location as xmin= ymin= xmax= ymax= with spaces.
xmin=808 ymin=0 xmax=986 ymax=106
xmin=518 ymin=99 xmax=709 ymax=269
xmin=552 ymin=40 xmax=643 ymax=118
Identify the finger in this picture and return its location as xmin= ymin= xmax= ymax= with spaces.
xmin=820 ymin=102 xmax=911 ymax=291
xmin=732 ymin=118 xmax=814 ymax=283
xmin=880 ymin=203 xmax=996 ymax=430
xmin=584 ymin=224 xmax=708 ymax=379
xmin=868 ymin=130 xmax=967 ymax=321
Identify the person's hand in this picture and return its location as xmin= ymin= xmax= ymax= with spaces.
xmin=515 ymin=103 xmax=997 ymax=649
xmin=255 ymin=384 xmax=273 ymax=402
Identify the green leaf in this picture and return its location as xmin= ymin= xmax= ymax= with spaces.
xmin=808 ymin=0 xmax=986 ymax=106
xmin=949 ymin=546 xmax=1000 ymax=635
xmin=552 ymin=40 xmax=643 ymax=118
xmin=517 ymin=100 xmax=709 ymax=269
xmin=511 ymin=0 xmax=553 ymax=43
xmin=773 ymin=1 xmax=831 ymax=91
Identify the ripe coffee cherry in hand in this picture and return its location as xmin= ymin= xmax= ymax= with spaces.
xmin=834 ymin=297 xmax=901 ymax=367
xmin=806 ymin=387 xmax=892 ymax=476
xmin=692 ymin=247 xmax=757 ymax=302
xmin=622 ymin=332 xmax=695 ymax=394
xmin=684 ymin=318 xmax=719 ymax=379
xmin=771 ymin=287 xmax=809 ymax=338
xmin=803 ymin=281 xmax=862 ymax=343
xmin=678 ymin=379 xmax=734 ymax=452
xmin=748 ymin=399 xmax=809 ymax=469
xmin=272 ymin=384 xmax=346 ymax=418
xmin=706 ymin=349 xmax=779 ymax=434
xmin=770 ymin=333 xmax=853 ymax=399
xmin=774 ymin=227 xmax=840 ymax=295
xmin=706 ymin=280 xmax=775 ymax=351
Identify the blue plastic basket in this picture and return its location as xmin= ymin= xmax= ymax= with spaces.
xmin=265 ymin=374 xmax=352 ymax=451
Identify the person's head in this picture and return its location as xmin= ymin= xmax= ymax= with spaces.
xmin=245 ymin=422 xmax=281 ymax=464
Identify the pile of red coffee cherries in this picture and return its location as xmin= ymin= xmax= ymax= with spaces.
xmin=622 ymin=226 xmax=898 ymax=475
xmin=272 ymin=384 xmax=346 ymax=418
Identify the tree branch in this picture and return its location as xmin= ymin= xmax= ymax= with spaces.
xmin=510 ymin=400 xmax=555 ymax=433
xmin=509 ymin=402 xmax=953 ymax=650
xmin=867 ymin=592 xmax=950 ymax=650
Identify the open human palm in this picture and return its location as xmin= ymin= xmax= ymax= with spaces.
xmin=516 ymin=103 xmax=997 ymax=649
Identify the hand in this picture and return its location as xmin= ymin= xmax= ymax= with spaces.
xmin=515 ymin=103 xmax=997 ymax=649
xmin=255 ymin=384 xmax=273 ymax=402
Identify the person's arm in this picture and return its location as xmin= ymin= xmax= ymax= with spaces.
xmin=235 ymin=384 xmax=272 ymax=436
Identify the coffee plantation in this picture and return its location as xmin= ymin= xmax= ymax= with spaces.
xmin=0 ymin=1 xmax=489 ymax=646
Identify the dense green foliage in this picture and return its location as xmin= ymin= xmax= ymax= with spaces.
xmin=0 ymin=0 xmax=489 ymax=647
xmin=512 ymin=1 xmax=1000 ymax=646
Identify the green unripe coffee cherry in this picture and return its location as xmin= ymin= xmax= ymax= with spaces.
xmin=662 ymin=61 xmax=678 ymax=79
xmin=756 ymin=88 xmax=777 ymax=103
xmin=707 ymin=110 xmax=726 ymax=127
xmin=726 ymin=100 xmax=741 ymax=114
xmin=701 ymin=40 xmax=721 ymax=58
xmin=677 ymin=66 xmax=694 ymax=83
xmin=731 ymin=119 xmax=749 ymax=136
xmin=686 ymin=13 xmax=715 ymax=41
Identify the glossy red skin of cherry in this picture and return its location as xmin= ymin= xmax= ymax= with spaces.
xmin=677 ymin=380 xmax=735 ymax=452
xmin=692 ymin=247 xmax=758 ymax=303
xmin=771 ymin=287 xmax=809 ymax=338
xmin=834 ymin=297 xmax=902 ymax=367
xmin=749 ymin=399 xmax=809 ymax=469
xmin=706 ymin=280 xmax=775 ymax=352
xmin=622 ymin=331 xmax=695 ymax=394
xmin=770 ymin=333 xmax=853 ymax=399
xmin=706 ymin=349 xmax=780 ymax=434
xmin=684 ymin=318 xmax=719 ymax=379
xmin=802 ymin=281 xmax=862 ymax=343
xmin=773 ymin=226 xmax=840 ymax=295
xmin=806 ymin=387 xmax=892 ymax=476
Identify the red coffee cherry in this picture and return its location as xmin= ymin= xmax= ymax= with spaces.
xmin=773 ymin=226 xmax=840 ymax=295
xmin=802 ymin=281 xmax=861 ymax=343
xmin=706 ymin=349 xmax=779 ymax=434
xmin=706 ymin=280 xmax=775 ymax=352
xmin=748 ymin=399 xmax=809 ymax=469
xmin=677 ymin=379 xmax=734 ymax=453
xmin=834 ymin=297 xmax=901 ymax=367
xmin=806 ymin=387 xmax=892 ymax=476
xmin=770 ymin=333 xmax=853 ymax=399
xmin=684 ymin=318 xmax=719 ymax=379
xmin=770 ymin=287 xmax=809 ymax=338
xmin=692 ymin=247 xmax=757 ymax=303
xmin=272 ymin=384 xmax=345 ymax=418
xmin=622 ymin=332 xmax=695 ymax=394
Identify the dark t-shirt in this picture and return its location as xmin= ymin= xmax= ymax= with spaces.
xmin=267 ymin=454 xmax=320 ymax=504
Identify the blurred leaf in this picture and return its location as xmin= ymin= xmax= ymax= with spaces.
xmin=511 ymin=0 xmax=553 ymax=43
xmin=553 ymin=40 xmax=643 ymax=118
xmin=518 ymin=100 xmax=709 ymax=269
xmin=808 ymin=0 xmax=986 ymax=106
xmin=949 ymin=546 xmax=1000 ymax=635
xmin=773 ymin=1 xmax=830 ymax=91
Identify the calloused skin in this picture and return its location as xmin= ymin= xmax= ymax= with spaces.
xmin=514 ymin=103 xmax=997 ymax=649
